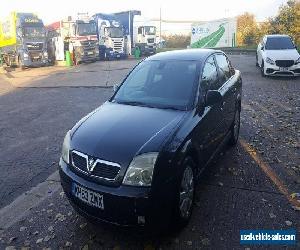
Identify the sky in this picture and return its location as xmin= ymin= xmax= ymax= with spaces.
xmin=0 ymin=0 xmax=287 ymax=24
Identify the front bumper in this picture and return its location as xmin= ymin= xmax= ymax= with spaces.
xmin=59 ymin=159 xmax=173 ymax=228
xmin=77 ymin=53 xmax=99 ymax=63
xmin=108 ymin=52 xmax=127 ymax=60
xmin=23 ymin=58 xmax=48 ymax=67
xmin=144 ymin=47 xmax=156 ymax=55
xmin=264 ymin=62 xmax=300 ymax=76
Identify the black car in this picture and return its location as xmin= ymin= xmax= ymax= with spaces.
xmin=59 ymin=49 xmax=242 ymax=230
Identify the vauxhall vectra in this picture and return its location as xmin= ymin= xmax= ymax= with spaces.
xmin=59 ymin=49 xmax=242 ymax=229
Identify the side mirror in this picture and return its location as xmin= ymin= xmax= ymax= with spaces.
xmin=113 ymin=83 xmax=120 ymax=92
xmin=205 ymin=90 xmax=222 ymax=107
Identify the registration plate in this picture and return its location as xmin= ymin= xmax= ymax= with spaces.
xmin=279 ymin=67 xmax=288 ymax=71
xmin=88 ymin=51 xmax=94 ymax=55
xmin=72 ymin=182 xmax=104 ymax=209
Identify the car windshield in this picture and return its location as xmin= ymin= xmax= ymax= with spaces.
xmin=265 ymin=37 xmax=295 ymax=50
xmin=112 ymin=60 xmax=199 ymax=110
xmin=105 ymin=27 xmax=123 ymax=38
xmin=23 ymin=27 xmax=46 ymax=38
xmin=77 ymin=23 xmax=97 ymax=36
xmin=145 ymin=26 xmax=156 ymax=35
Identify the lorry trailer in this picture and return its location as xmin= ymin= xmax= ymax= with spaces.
xmin=0 ymin=12 xmax=48 ymax=68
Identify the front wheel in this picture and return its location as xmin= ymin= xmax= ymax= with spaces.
xmin=261 ymin=60 xmax=266 ymax=77
xmin=173 ymin=157 xmax=195 ymax=228
xmin=228 ymin=108 xmax=240 ymax=146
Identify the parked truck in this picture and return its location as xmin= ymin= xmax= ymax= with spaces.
xmin=113 ymin=11 xmax=157 ymax=56
xmin=47 ymin=14 xmax=99 ymax=65
xmin=92 ymin=13 xmax=126 ymax=60
xmin=133 ymin=19 xmax=157 ymax=55
xmin=0 ymin=12 xmax=48 ymax=68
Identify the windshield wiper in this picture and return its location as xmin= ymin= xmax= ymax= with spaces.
xmin=159 ymin=105 xmax=183 ymax=111
xmin=116 ymin=100 xmax=149 ymax=107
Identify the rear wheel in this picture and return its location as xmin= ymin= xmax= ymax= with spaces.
xmin=256 ymin=54 xmax=259 ymax=67
xmin=173 ymin=157 xmax=195 ymax=228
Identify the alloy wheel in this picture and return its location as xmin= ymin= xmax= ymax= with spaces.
xmin=179 ymin=166 xmax=194 ymax=219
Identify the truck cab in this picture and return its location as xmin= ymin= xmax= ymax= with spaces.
xmin=47 ymin=17 xmax=99 ymax=65
xmin=69 ymin=20 xmax=99 ymax=64
xmin=93 ymin=14 xmax=126 ymax=60
xmin=0 ymin=12 xmax=48 ymax=67
xmin=135 ymin=25 xmax=156 ymax=55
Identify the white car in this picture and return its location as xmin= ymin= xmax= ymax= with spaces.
xmin=256 ymin=34 xmax=300 ymax=77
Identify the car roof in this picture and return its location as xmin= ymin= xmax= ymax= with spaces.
xmin=265 ymin=34 xmax=291 ymax=38
xmin=145 ymin=49 xmax=222 ymax=62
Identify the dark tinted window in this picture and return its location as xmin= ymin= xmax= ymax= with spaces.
xmin=201 ymin=56 xmax=219 ymax=96
xmin=265 ymin=37 xmax=295 ymax=50
xmin=215 ymin=54 xmax=231 ymax=85
xmin=113 ymin=60 xmax=198 ymax=110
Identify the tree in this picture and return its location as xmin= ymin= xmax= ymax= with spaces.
xmin=268 ymin=0 xmax=300 ymax=44
xmin=163 ymin=34 xmax=191 ymax=48
xmin=237 ymin=12 xmax=260 ymax=46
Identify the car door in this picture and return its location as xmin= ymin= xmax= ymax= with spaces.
xmin=214 ymin=53 xmax=237 ymax=132
xmin=192 ymin=55 xmax=226 ymax=166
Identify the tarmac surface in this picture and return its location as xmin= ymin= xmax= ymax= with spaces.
xmin=0 ymin=55 xmax=299 ymax=249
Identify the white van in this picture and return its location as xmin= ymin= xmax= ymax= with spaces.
xmin=256 ymin=35 xmax=300 ymax=77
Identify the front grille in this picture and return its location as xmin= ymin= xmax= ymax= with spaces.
xmin=29 ymin=51 xmax=42 ymax=62
xmin=27 ymin=42 xmax=43 ymax=51
xmin=147 ymin=38 xmax=154 ymax=43
xmin=80 ymin=40 xmax=97 ymax=50
xmin=71 ymin=150 xmax=120 ymax=180
xmin=275 ymin=60 xmax=294 ymax=67
xmin=113 ymin=40 xmax=123 ymax=51
xmin=92 ymin=162 xmax=120 ymax=179
xmin=72 ymin=151 xmax=87 ymax=172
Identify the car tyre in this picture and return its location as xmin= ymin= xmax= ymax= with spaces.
xmin=228 ymin=107 xmax=241 ymax=146
xmin=256 ymin=54 xmax=259 ymax=67
xmin=261 ymin=60 xmax=266 ymax=77
xmin=173 ymin=157 xmax=195 ymax=228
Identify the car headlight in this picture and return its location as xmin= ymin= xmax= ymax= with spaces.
xmin=296 ymin=57 xmax=300 ymax=64
xmin=23 ymin=52 xmax=29 ymax=58
xmin=43 ymin=51 xmax=48 ymax=58
xmin=266 ymin=57 xmax=275 ymax=65
xmin=61 ymin=131 xmax=71 ymax=164
xmin=145 ymin=45 xmax=149 ymax=49
xmin=122 ymin=152 xmax=158 ymax=186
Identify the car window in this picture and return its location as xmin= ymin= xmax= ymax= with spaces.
xmin=113 ymin=60 xmax=199 ymax=110
xmin=215 ymin=54 xmax=231 ymax=86
xmin=122 ymin=63 xmax=151 ymax=89
xmin=201 ymin=56 xmax=219 ymax=97
xmin=265 ymin=37 xmax=295 ymax=50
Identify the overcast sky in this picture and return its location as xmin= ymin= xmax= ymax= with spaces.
xmin=0 ymin=0 xmax=287 ymax=24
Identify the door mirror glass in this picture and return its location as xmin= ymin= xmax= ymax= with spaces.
xmin=205 ymin=90 xmax=222 ymax=107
